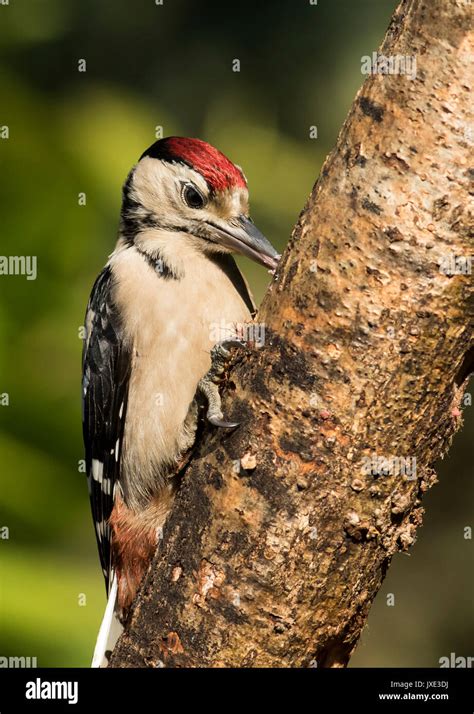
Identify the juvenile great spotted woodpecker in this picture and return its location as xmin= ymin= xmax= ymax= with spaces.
xmin=82 ymin=137 xmax=280 ymax=666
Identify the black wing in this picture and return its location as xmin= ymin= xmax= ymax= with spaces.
xmin=82 ymin=265 xmax=132 ymax=593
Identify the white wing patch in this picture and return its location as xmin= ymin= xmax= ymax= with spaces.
xmin=84 ymin=308 xmax=96 ymax=351
xmin=95 ymin=519 xmax=108 ymax=541
xmin=91 ymin=459 xmax=104 ymax=483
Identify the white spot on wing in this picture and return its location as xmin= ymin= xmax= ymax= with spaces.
xmin=95 ymin=519 xmax=107 ymax=540
xmin=84 ymin=309 xmax=95 ymax=350
xmin=91 ymin=459 xmax=104 ymax=483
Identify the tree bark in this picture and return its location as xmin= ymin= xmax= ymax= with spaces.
xmin=110 ymin=0 xmax=473 ymax=668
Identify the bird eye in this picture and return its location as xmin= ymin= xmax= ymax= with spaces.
xmin=182 ymin=184 xmax=205 ymax=209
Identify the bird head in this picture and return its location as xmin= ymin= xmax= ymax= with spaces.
xmin=120 ymin=137 xmax=280 ymax=272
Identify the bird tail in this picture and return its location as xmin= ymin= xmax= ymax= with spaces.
xmin=91 ymin=574 xmax=123 ymax=668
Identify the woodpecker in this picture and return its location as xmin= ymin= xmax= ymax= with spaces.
xmin=82 ymin=136 xmax=280 ymax=666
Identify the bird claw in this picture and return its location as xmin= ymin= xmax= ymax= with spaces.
xmin=219 ymin=338 xmax=247 ymax=351
xmin=212 ymin=338 xmax=247 ymax=363
xmin=208 ymin=414 xmax=240 ymax=429
xmin=197 ymin=337 xmax=246 ymax=429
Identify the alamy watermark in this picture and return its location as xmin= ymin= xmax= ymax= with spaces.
xmin=361 ymin=454 xmax=417 ymax=480
xmin=439 ymin=652 xmax=473 ymax=668
xmin=0 ymin=655 xmax=37 ymax=667
xmin=0 ymin=256 xmax=37 ymax=280
xmin=439 ymin=254 xmax=472 ymax=276
xmin=361 ymin=52 xmax=417 ymax=80
xmin=209 ymin=319 xmax=266 ymax=347
xmin=26 ymin=678 xmax=78 ymax=705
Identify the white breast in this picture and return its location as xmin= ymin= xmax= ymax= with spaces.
xmin=109 ymin=244 xmax=252 ymax=510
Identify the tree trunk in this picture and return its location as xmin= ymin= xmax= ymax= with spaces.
xmin=110 ymin=0 xmax=473 ymax=668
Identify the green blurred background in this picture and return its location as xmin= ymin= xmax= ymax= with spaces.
xmin=0 ymin=0 xmax=471 ymax=667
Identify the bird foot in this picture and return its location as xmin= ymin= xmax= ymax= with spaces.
xmin=198 ymin=339 xmax=246 ymax=428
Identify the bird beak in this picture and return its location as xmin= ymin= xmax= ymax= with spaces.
xmin=205 ymin=215 xmax=280 ymax=271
